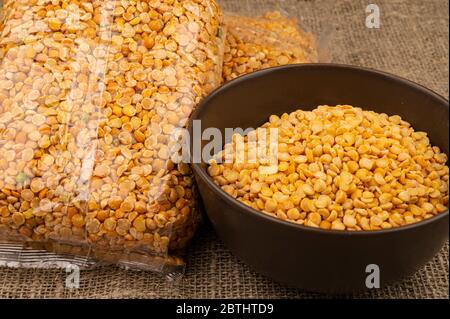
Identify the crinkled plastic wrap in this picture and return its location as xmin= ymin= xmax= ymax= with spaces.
xmin=223 ymin=11 xmax=318 ymax=82
xmin=0 ymin=0 xmax=224 ymax=273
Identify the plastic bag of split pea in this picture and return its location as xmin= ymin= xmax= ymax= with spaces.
xmin=0 ymin=0 xmax=224 ymax=274
xmin=222 ymin=10 xmax=327 ymax=82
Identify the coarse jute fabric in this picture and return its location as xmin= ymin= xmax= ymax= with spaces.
xmin=0 ymin=0 xmax=448 ymax=299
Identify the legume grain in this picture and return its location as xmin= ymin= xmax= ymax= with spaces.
xmin=222 ymin=11 xmax=318 ymax=82
xmin=208 ymin=105 xmax=449 ymax=231
xmin=0 ymin=0 xmax=224 ymax=266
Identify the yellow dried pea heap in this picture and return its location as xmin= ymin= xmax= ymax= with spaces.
xmin=223 ymin=11 xmax=318 ymax=82
xmin=0 ymin=0 xmax=223 ymax=262
xmin=208 ymin=105 xmax=449 ymax=231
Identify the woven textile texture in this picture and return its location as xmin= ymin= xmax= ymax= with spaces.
xmin=0 ymin=0 xmax=448 ymax=299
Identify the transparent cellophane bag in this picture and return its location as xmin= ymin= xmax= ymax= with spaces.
xmin=0 ymin=0 xmax=224 ymax=273
xmin=223 ymin=10 xmax=319 ymax=82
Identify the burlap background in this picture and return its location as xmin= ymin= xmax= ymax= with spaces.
xmin=0 ymin=0 xmax=448 ymax=299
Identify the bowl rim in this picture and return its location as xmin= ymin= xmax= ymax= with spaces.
xmin=189 ymin=63 xmax=449 ymax=237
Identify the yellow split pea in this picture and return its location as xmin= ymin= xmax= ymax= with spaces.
xmin=0 ymin=0 xmax=224 ymax=257
xmin=208 ymin=105 xmax=449 ymax=231
xmin=223 ymin=11 xmax=318 ymax=82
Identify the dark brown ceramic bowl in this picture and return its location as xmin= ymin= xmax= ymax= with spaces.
xmin=189 ymin=64 xmax=449 ymax=293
